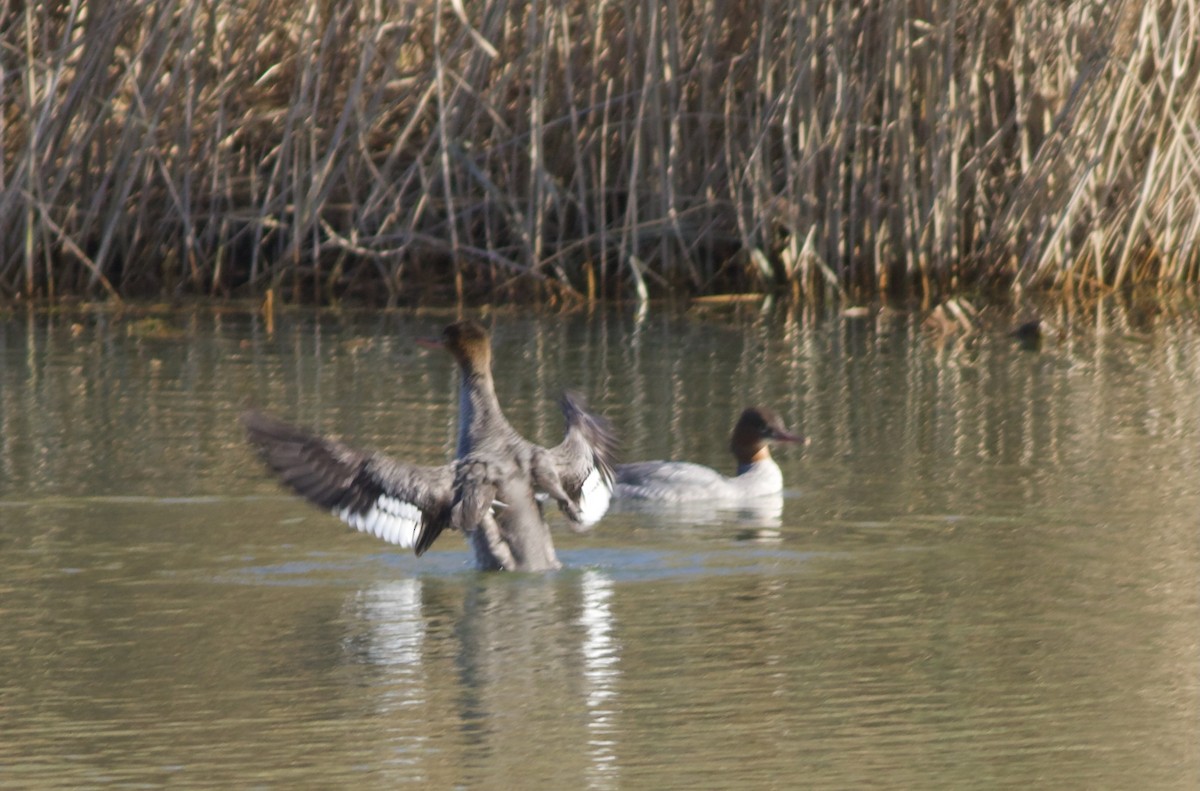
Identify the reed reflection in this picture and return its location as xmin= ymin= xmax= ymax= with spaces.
xmin=1 ymin=303 xmax=1199 ymax=788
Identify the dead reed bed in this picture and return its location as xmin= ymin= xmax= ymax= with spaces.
xmin=2 ymin=1 xmax=1197 ymax=304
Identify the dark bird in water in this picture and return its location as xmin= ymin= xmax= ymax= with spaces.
xmin=243 ymin=320 xmax=616 ymax=571
xmin=1009 ymin=319 xmax=1043 ymax=351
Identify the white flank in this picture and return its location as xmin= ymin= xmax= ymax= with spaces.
xmin=576 ymin=466 xmax=613 ymax=527
xmin=335 ymin=494 xmax=423 ymax=548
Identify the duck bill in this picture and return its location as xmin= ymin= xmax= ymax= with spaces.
xmin=415 ymin=336 xmax=444 ymax=351
xmin=773 ymin=429 xmax=808 ymax=445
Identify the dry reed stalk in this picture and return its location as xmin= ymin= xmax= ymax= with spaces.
xmin=2 ymin=0 xmax=1198 ymax=303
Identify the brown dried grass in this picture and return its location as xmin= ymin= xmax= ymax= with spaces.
xmin=2 ymin=0 xmax=1198 ymax=304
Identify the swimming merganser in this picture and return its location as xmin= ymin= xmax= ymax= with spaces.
xmin=242 ymin=320 xmax=616 ymax=572
xmin=613 ymin=407 xmax=803 ymax=502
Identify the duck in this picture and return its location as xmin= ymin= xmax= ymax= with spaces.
xmin=1009 ymin=319 xmax=1043 ymax=351
xmin=613 ymin=407 xmax=804 ymax=503
xmin=242 ymin=320 xmax=617 ymax=572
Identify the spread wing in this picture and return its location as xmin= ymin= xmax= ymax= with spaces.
xmin=241 ymin=410 xmax=455 ymax=556
xmin=542 ymin=392 xmax=617 ymax=528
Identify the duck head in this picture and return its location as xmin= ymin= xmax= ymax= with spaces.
xmin=419 ymin=320 xmax=493 ymax=373
xmin=730 ymin=407 xmax=806 ymax=465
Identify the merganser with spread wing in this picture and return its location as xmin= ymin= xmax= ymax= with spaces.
xmin=243 ymin=320 xmax=616 ymax=571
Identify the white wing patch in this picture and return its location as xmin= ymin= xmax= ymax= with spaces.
xmin=335 ymin=494 xmax=424 ymax=548
xmin=576 ymin=466 xmax=613 ymax=527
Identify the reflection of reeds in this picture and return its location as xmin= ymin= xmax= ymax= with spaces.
xmin=0 ymin=298 xmax=1198 ymax=503
xmin=3 ymin=2 xmax=1197 ymax=302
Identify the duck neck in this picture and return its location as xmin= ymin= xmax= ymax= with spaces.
xmin=455 ymin=364 xmax=504 ymax=457
xmin=732 ymin=438 xmax=771 ymax=475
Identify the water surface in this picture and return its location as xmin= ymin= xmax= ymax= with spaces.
xmin=1 ymin=303 xmax=1197 ymax=788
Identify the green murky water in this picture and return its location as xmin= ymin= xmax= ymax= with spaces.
xmin=1 ymin=303 xmax=1197 ymax=788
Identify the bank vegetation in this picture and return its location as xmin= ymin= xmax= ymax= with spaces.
xmin=2 ymin=1 xmax=1197 ymax=304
